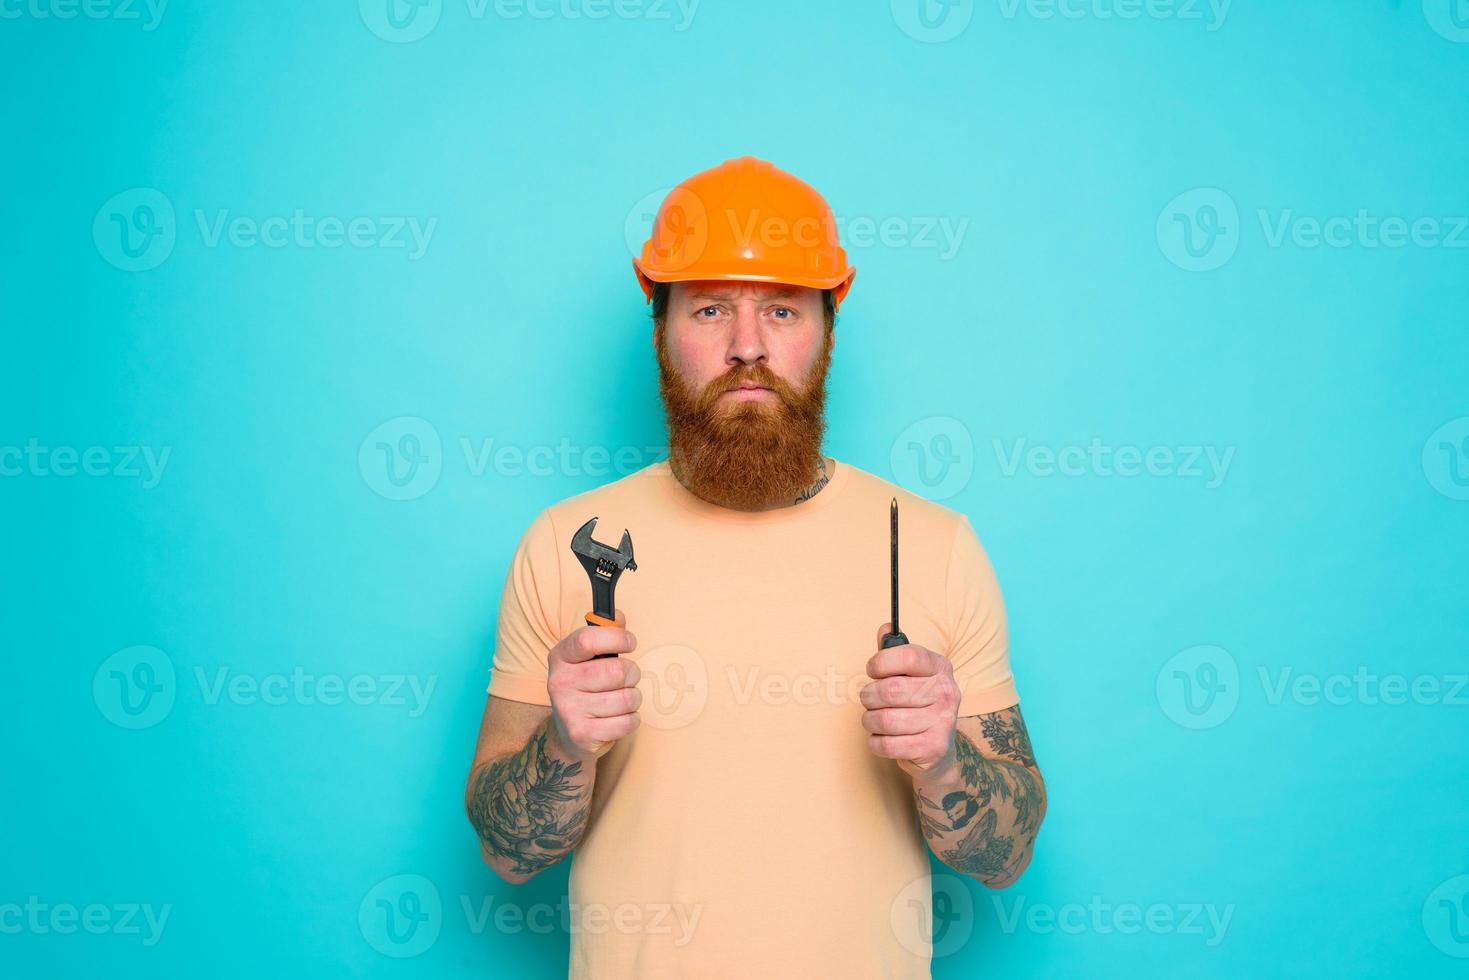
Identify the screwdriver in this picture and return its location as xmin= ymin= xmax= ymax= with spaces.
xmin=880 ymin=497 xmax=909 ymax=649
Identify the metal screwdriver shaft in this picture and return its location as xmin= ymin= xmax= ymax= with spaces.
xmin=881 ymin=498 xmax=908 ymax=648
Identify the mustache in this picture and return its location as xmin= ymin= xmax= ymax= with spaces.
xmin=694 ymin=362 xmax=798 ymax=411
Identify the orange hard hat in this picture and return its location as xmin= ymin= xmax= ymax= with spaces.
xmin=633 ymin=156 xmax=856 ymax=311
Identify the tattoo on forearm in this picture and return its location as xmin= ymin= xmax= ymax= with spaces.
xmin=913 ymin=708 xmax=1043 ymax=884
xmin=467 ymin=722 xmax=591 ymax=876
xmin=979 ymin=706 xmax=1037 ymax=768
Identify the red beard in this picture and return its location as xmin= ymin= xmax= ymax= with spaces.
xmin=655 ymin=326 xmax=832 ymax=511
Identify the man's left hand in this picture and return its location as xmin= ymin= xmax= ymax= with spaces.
xmin=860 ymin=623 xmax=960 ymax=780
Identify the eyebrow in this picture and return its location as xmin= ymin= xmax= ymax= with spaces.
xmin=686 ymin=286 xmax=803 ymax=301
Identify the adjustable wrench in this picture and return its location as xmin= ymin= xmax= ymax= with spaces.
xmin=570 ymin=517 xmax=638 ymax=660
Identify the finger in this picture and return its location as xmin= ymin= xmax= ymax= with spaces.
xmin=861 ymin=706 xmax=933 ymax=736
xmin=859 ymin=675 xmax=946 ymax=710
xmin=584 ymin=712 xmax=640 ymax=743
xmin=866 ymin=732 xmax=929 ymax=761
xmin=581 ymin=686 xmax=642 ymax=719
xmin=560 ymin=624 xmax=638 ymax=664
xmin=866 ymin=645 xmax=940 ymax=680
xmin=568 ymin=657 xmax=640 ymax=694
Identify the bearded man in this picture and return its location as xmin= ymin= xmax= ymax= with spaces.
xmin=464 ymin=156 xmax=1047 ymax=980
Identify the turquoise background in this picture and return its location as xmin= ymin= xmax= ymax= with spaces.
xmin=3 ymin=0 xmax=1468 ymax=976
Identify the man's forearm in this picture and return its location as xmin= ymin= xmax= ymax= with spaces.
xmin=910 ymin=713 xmax=1046 ymax=888
xmin=467 ymin=716 xmax=595 ymax=880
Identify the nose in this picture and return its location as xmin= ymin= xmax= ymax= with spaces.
xmin=726 ymin=302 xmax=768 ymax=368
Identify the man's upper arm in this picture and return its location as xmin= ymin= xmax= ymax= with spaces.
xmin=469 ymin=695 xmax=553 ymax=772
xmin=944 ymin=513 xmax=1020 ymax=716
xmin=485 ymin=508 xmax=562 ymax=707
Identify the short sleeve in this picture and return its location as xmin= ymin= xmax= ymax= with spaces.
xmin=944 ymin=514 xmax=1020 ymax=716
xmin=485 ymin=508 xmax=563 ymax=706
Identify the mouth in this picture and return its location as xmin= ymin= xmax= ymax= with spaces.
xmin=719 ymin=384 xmax=776 ymax=405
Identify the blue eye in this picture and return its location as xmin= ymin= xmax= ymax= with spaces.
xmin=698 ymin=306 xmax=719 ymax=317
xmin=772 ymin=307 xmax=793 ymax=319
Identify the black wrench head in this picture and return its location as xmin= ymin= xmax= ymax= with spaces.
xmin=570 ymin=517 xmax=637 ymax=574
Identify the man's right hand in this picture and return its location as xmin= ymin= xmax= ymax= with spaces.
xmin=547 ymin=609 xmax=642 ymax=762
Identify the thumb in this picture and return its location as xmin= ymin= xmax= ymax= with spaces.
xmin=875 ymin=622 xmax=893 ymax=649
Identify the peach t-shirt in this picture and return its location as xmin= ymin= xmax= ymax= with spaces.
xmin=486 ymin=457 xmax=1019 ymax=980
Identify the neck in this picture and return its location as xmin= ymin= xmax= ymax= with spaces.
xmin=670 ymin=453 xmax=833 ymax=512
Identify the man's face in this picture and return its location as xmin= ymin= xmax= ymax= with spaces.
xmin=654 ymin=280 xmax=834 ymax=510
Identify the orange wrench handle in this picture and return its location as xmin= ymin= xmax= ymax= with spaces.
xmin=585 ymin=610 xmax=626 ymax=659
